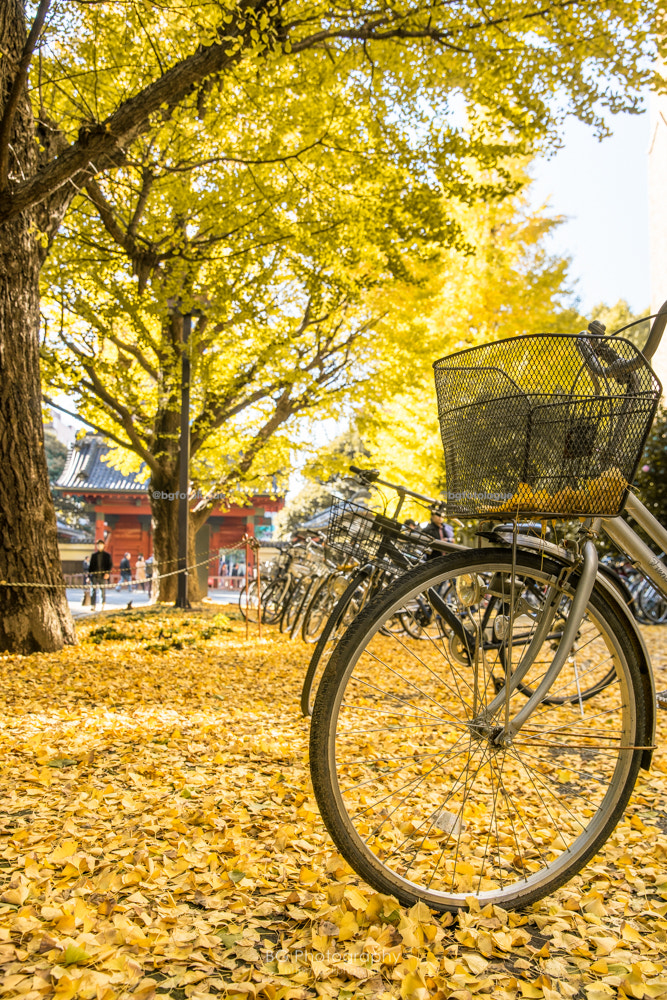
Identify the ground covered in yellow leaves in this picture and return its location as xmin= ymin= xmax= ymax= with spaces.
xmin=1 ymin=608 xmax=667 ymax=1000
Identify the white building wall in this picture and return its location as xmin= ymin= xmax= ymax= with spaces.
xmin=649 ymin=85 xmax=667 ymax=387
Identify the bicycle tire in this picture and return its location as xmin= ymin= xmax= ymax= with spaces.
xmin=238 ymin=580 xmax=259 ymax=621
xmin=259 ymin=580 xmax=284 ymax=624
xmin=302 ymin=576 xmax=337 ymax=644
xmin=310 ymin=549 xmax=647 ymax=912
xmin=300 ymin=570 xmax=372 ymax=717
xmin=289 ymin=576 xmax=320 ymax=640
xmin=637 ymin=581 xmax=667 ymax=624
xmin=279 ymin=578 xmax=303 ymax=633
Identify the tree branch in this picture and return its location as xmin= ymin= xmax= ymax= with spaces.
xmin=127 ymin=166 xmax=154 ymax=238
xmin=0 ymin=0 xmax=52 ymax=190
xmin=78 ymin=364 xmax=159 ymax=473
xmin=0 ymin=0 xmax=266 ymax=221
xmin=105 ymin=331 xmax=158 ymax=380
xmin=42 ymin=395 xmax=138 ymax=454
xmin=0 ymin=0 xmax=584 ymax=223
xmin=82 ymin=176 xmax=137 ymax=256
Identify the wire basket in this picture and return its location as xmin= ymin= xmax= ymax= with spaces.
xmin=289 ymin=545 xmax=326 ymax=577
xmin=327 ymin=500 xmax=434 ymax=566
xmin=327 ymin=499 xmax=383 ymax=564
xmin=388 ymin=527 xmax=436 ymax=565
xmin=433 ymin=334 xmax=661 ymax=518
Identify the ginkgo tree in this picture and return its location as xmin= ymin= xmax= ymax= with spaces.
xmin=308 ymin=182 xmax=587 ymax=514
xmin=40 ymin=52 xmax=499 ymax=600
xmin=0 ymin=0 xmax=655 ymax=650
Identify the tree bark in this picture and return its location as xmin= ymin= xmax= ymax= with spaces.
xmin=0 ymin=1 xmax=75 ymax=652
xmin=149 ymin=473 xmax=207 ymax=604
xmin=150 ymin=472 xmax=180 ymax=604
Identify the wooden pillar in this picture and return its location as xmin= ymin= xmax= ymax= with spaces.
xmin=95 ymin=511 xmax=105 ymax=541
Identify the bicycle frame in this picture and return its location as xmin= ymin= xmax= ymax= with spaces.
xmin=602 ymin=492 xmax=667 ymax=595
xmin=474 ymin=490 xmax=667 ymax=751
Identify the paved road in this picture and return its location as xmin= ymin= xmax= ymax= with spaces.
xmin=67 ymin=586 xmax=240 ymax=618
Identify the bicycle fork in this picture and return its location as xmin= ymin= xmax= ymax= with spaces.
xmin=489 ymin=539 xmax=598 ymax=745
xmin=429 ymin=540 xmax=599 ymax=746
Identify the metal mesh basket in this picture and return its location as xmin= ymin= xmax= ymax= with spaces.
xmin=433 ymin=334 xmax=661 ymax=518
xmin=289 ymin=545 xmax=326 ymax=577
xmin=327 ymin=500 xmax=434 ymax=566
xmin=327 ymin=499 xmax=383 ymax=564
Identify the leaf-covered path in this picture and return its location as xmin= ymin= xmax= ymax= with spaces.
xmin=1 ymin=609 xmax=667 ymax=1000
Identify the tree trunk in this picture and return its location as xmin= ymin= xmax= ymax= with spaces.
xmin=149 ymin=470 xmax=207 ymax=604
xmin=0 ymin=1 xmax=75 ymax=652
xmin=150 ymin=471 xmax=180 ymax=603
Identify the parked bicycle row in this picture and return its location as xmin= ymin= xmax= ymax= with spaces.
xmin=239 ymin=472 xmax=667 ymax=666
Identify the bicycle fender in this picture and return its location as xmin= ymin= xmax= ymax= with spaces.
xmin=491 ymin=534 xmax=656 ymax=769
xmin=594 ymin=569 xmax=656 ymax=770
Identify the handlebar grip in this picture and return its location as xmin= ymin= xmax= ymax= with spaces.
xmin=349 ymin=465 xmax=380 ymax=482
xmin=641 ymin=298 xmax=667 ymax=362
xmin=576 ymin=335 xmax=607 ymax=378
xmin=576 ymin=325 xmax=641 ymax=386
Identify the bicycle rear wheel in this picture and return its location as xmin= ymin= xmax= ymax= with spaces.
xmin=310 ymin=549 xmax=647 ymax=911
xmin=302 ymin=576 xmax=337 ymax=644
xmin=301 ymin=570 xmax=373 ymax=716
xmin=259 ymin=580 xmax=284 ymax=624
xmin=289 ymin=576 xmax=319 ymax=640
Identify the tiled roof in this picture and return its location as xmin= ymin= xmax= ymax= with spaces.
xmin=54 ymin=434 xmax=148 ymax=494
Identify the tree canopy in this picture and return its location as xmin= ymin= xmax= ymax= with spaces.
xmin=0 ymin=0 xmax=658 ymax=648
xmin=308 ymin=180 xmax=586 ymax=510
xmin=4 ymin=0 xmax=656 ymax=234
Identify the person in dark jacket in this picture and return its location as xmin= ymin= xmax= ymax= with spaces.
xmin=421 ymin=509 xmax=454 ymax=555
xmin=89 ymin=539 xmax=112 ymax=608
xmin=117 ymin=552 xmax=133 ymax=592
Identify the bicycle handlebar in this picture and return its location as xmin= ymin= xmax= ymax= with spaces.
xmin=641 ymin=298 xmax=667 ymax=361
xmin=576 ymin=298 xmax=667 ymax=384
xmin=348 ymin=465 xmax=463 ymax=526
xmin=350 ymin=465 xmax=438 ymax=507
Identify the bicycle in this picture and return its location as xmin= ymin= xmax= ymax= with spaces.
xmin=301 ymin=557 xmax=362 ymax=643
xmin=300 ymin=471 xmax=457 ymax=716
xmin=310 ymin=303 xmax=667 ymax=912
xmin=238 ymin=533 xmax=324 ymax=625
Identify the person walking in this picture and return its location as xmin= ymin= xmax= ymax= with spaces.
xmin=81 ymin=555 xmax=91 ymax=606
xmin=145 ymin=554 xmax=154 ymax=596
xmin=88 ymin=539 xmax=112 ymax=609
xmin=117 ymin=552 xmax=133 ymax=591
xmin=135 ymin=554 xmax=147 ymax=592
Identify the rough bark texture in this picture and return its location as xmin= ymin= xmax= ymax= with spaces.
xmin=0 ymin=1 xmax=75 ymax=652
xmin=149 ymin=476 xmax=206 ymax=605
xmin=150 ymin=474 xmax=180 ymax=604
xmin=146 ymin=312 xmax=207 ymax=605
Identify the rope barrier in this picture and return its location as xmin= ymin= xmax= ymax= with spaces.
xmin=0 ymin=539 xmax=263 ymax=590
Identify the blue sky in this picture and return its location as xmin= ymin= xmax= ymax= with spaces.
xmin=529 ymin=108 xmax=649 ymax=315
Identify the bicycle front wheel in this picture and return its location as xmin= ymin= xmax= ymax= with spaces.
xmin=310 ymin=549 xmax=647 ymax=912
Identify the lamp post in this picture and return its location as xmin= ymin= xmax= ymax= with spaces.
xmin=176 ymin=311 xmax=191 ymax=609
